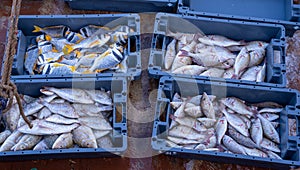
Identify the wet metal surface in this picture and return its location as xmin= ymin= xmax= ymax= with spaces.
xmin=0 ymin=0 xmax=297 ymax=169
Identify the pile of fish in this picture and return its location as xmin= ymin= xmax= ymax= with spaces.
xmin=24 ymin=24 xmax=134 ymax=75
xmin=0 ymin=87 xmax=115 ymax=151
xmin=164 ymin=31 xmax=268 ymax=82
xmin=166 ymin=92 xmax=282 ymax=159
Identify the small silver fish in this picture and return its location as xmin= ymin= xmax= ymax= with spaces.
xmin=4 ymin=103 xmax=20 ymax=131
xmin=251 ymin=118 xmax=263 ymax=146
xmin=261 ymin=113 xmax=279 ymax=121
xmin=266 ymin=150 xmax=282 ymax=159
xmin=228 ymin=126 xmax=257 ymax=148
xmin=72 ymin=125 xmax=97 ymax=148
xmin=260 ymin=138 xmax=280 ymax=152
xmin=0 ymin=131 xmax=23 ymax=152
xmin=52 ymin=133 xmax=73 ymax=149
xmin=215 ymin=116 xmax=227 ymax=145
xmin=171 ymin=51 xmax=192 ymax=71
xmin=84 ymin=89 xmax=112 ymax=106
xmin=248 ymin=48 xmax=265 ymax=67
xmin=37 ymin=107 xmax=52 ymax=119
xmin=93 ymin=130 xmax=111 ymax=139
xmin=240 ymin=66 xmax=262 ymax=81
xmin=243 ymin=147 xmax=268 ymax=158
xmin=172 ymin=65 xmax=206 ymax=75
xmin=223 ymin=68 xmax=234 ymax=79
xmin=256 ymin=62 xmax=266 ymax=82
xmin=170 ymin=115 xmax=207 ymax=132
xmin=168 ymin=125 xmax=213 ymax=141
xmin=167 ymin=136 xmax=200 ymax=145
xmin=258 ymin=108 xmax=283 ymax=114
xmin=220 ymin=97 xmax=254 ymax=116
xmin=257 ymin=114 xmax=280 ymax=144
xmin=198 ymin=35 xmax=245 ymax=47
xmin=199 ymin=68 xmax=225 ymax=78
xmin=184 ymin=106 xmax=203 ymax=118
xmin=233 ymin=47 xmax=250 ymax=79
xmin=24 ymin=95 xmax=57 ymax=116
xmin=33 ymin=140 xmax=49 ymax=150
xmin=197 ymin=118 xmax=216 ymax=128
xmin=12 ymin=134 xmax=42 ymax=151
xmin=72 ymin=103 xmax=103 ymax=117
xmin=221 ymin=108 xmax=249 ymax=137
xmin=164 ymin=39 xmax=177 ymax=70
xmin=222 ymin=135 xmax=246 ymax=154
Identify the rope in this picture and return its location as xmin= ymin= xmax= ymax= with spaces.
xmin=0 ymin=0 xmax=32 ymax=128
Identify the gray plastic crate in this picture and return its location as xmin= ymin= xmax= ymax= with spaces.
xmin=65 ymin=0 xmax=177 ymax=13
xmin=149 ymin=13 xmax=286 ymax=88
xmin=3 ymin=14 xmax=141 ymax=80
xmin=178 ymin=0 xmax=299 ymax=23
xmin=0 ymin=77 xmax=127 ymax=161
xmin=152 ymin=76 xmax=300 ymax=169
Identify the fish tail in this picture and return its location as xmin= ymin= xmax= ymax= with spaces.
xmin=40 ymin=87 xmax=54 ymax=95
xmin=62 ymin=44 xmax=75 ymax=55
xmin=82 ymin=70 xmax=93 ymax=74
xmin=69 ymin=65 xmax=76 ymax=72
xmin=169 ymin=114 xmax=177 ymax=120
xmin=33 ymin=25 xmax=42 ymax=33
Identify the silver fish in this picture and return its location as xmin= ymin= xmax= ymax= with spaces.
xmin=79 ymin=116 xmax=112 ymax=130
xmin=171 ymin=51 xmax=192 ymax=71
xmin=187 ymin=94 xmax=216 ymax=106
xmin=40 ymin=87 xmax=94 ymax=104
xmin=220 ymin=97 xmax=254 ymax=116
xmin=40 ymin=100 xmax=78 ymax=118
xmin=37 ymin=50 xmax=64 ymax=65
xmin=80 ymin=25 xmax=110 ymax=37
xmin=72 ymin=125 xmax=97 ymax=148
xmin=164 ymin=39 xmax=177 ymax=70
xmin=215 ymin=116 xmax=227 ymax=145
xmin=170 ymin=102 xmax=186 ymax=129
xmin=172 ymin=65 xmax=206 ymax=75
xmin=184 ymin=106 xmax=203 ymax=118
xmin=24 ymin=45 xmax=39 ymax=75
xmin=261 ymin=113 xmax=279 ymax=121
xmin=198 ymin=35 xmax=245 ymax=47
xmin=200 ymin=92 xmax=216 ymax=120
xmin=33 ymin=25 xmax=70 ymax=38
xmin=166 ymin=140 xmax=180 ymax=148
xmin=84 ymin=89 xmax=112 ymax=106
xmin=93 ymin=130 xmax=111 ymax=139
xmin=222 ymin=135 xmax=246 ymax=154
xmin=48 ymin=37 xmax=71 ymax=52
xmin=97 ymin=136 xmax=113 ymax=148
xmin=260 ymin=138 xmax=280 ymax=152
xmin=38 ymin=41 xmax=53 ymax=54
xmin=233 ymin=47 xmax=250 ymax=79
xmin=258 ymin=108 xmax=283 ymax=114
xmin=205 ymin=135 xmax=217 ymax=149
xmin=222 ymin=108 xmax=249 ymax=137
xmin=251 ymin=102 xmax=283 ymax=109
xmin=24 ymin=95 xmax=57 ymax=116
xmin=12 ymin=134 xmax=42 ymax=151
xmin=238 ymin=115 xmax=251 ymax=129
xmin=22 ymin=95 xmax=36 ymax=104
xmin=0 ymin=131 xmax=23 ymax=152
xmin=251 ymin=118 xmax=263 ymax=146
xmin=18 ymin=119 xmax=79 ymax=135
xmin=200 ymin=68 xmax=225 ymax=78
xmin=257 ymin=114 xmax=280 ymax=144
xmin=52 ymin=133 xmax=73 ymax=149
xmin=4 ymin=103 xmax=20 ymax=131
xmin=228 ymin=126 xmax=257 ymax=148
xmin=45 ymin=114 xmax=80 ymax=125
xmin=0 ymin=130 xmax=12 ymax=145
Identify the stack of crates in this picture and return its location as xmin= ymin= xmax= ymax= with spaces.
xmin=147 ymin=0 xmax=300 ymax=169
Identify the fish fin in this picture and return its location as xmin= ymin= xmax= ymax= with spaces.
xmin=62 ymin=44 xmax=75 ymax=55
xmin=68 ymin=65 xmax=76 ymax=72
xmin=40 ymin=88 xmax=54 ymax=96
xmin=56 ymin=56 xmax=64 ymax=63
xmin=95 ymin=69 xmax=105 ymax=73
xmin=45 ymin=34 xmax=52 ymax=41
xmin=52 ymin=48 xmax=59 ymax=53
xmin=33 ymin=25 xmax=42 ymax=33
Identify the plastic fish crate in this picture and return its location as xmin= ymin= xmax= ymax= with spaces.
xmin=177 ymin=0 xmax=300 ymax=23
xmin=65 ymin=0 xmax=177 ymax=13
xmin=148 ymin=13 xmax=287 ymax=88
xmin=0 ymin=77 xmax=127 ymax=161
xmin=3 ymin=14 xmax=141 ymax=80
xmin=152 ymin=76 xmax=300 ymax=169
